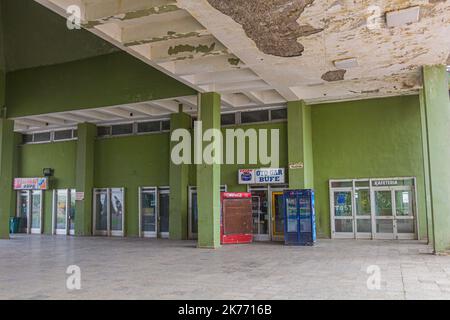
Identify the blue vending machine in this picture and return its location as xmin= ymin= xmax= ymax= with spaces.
xmin=283 ymin=189 xmax=316 ymax=246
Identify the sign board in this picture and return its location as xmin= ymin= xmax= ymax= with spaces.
xmin=289 ymin=162 xmax=304 ymax=169
xmin=372 ymin=180 xmax=399 ymax=187
xmin=238 ymin=168 xmax=285 ymax=185
xmin=13 ymin=178 xmax=48 ymax=190
xmin=75 ymin=192 xmax=85 ymax=201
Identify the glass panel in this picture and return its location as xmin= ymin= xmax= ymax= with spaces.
xmin=355 ymin=190 xmax=370 ymax=216
xmin=395 ymin=190 xmax=413 ymax=216
xmin=159 ymin=193 xmax=170 ymax=233
xmin=56 ymin=190 xmax=67 ymax=230
xmin=31 ymin=191 xmax=41 ymax=229
xmin=221 ymin=113 xmax=236 ymax=126
xmin=270 ymin=108 xmax=287 ymax=120
xmin=111 ymin=189 xmax=124 ymax=231
xmin=97 ymin=126 xmax=111 ymax=137
xmin=376 ymin=220 xmax=393 ymax=233
xmin=241 ymin=110 xmax=269 ymax=124
xmin=375 ymin=191 xmax=392 ymax=216
xmin=285 ymin=196 xmax=297 ymax=233
xmin=273 ymin=194 xmax=284 ymax=235
xmin=356 ymin=219 xmax=371 ymax=233
xmin=251 ymin=190 xmax=269 ymax=235
xmin=137 ymin=121 xmax=160 ymax=133
xmin=397 ymin=220 xmax=414 ymax=233
xmin=22 ymin=134 xmax=33 ymax=144
xmin=18 ymin=193 xmax=28 ymax=231
xmin=54 ymin=130 xmax=73 ymax=141
xmin=161 ymin=120 xmax=171 ymax=131
xmin=33 ymin=132 xmax=51 ymax=143
xmin=111 ymin=124 xmax=133 ymax=136
xmin=141 ymin=191 xmax=156 ymax=232
xmin=355 ymin=181 xmax=369 ymax=188
xmin=69 ymin=190 xmax=76 ymax=231
xmin=95 ymin=193 xmax=108 ymax=231
xmin=191 ymin=192 xmax=198 ymax=234
xmin=331 ymin=181 xmax=352 ymax=188
xmin=333 ymin=192 xmax=352 ymax=217
xmin=335 ymin=219 xmax=353 ymax=233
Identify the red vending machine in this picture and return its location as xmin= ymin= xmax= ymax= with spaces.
xmin=220 ymin=192 xmax=253 ymax=244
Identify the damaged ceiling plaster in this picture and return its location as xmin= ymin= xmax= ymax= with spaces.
xmin=206 ymin=0 xmax=323 ymax=57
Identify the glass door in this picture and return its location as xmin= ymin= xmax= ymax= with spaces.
xmin=394 ymin=188 xmax=416 ymax=239
xmin=69 ymin=190 xmax=76 ymax=235
xmin=331 ymin=189 xmax=354 ymax=238
xmin=93 ymin=189 xmax=108 ymax=236
xmin=373 ymin=188 xmax=395 ymax=239
xmin=271 ymin=191 xmax=284 ymax=240
xmin=110 ymin=188 xmax=125 ymax=237
xmin=53 ymin=189 xmax=76 ymax=235
xmin=30 ymin=191 xmax=43 ymax=234
xmin=54 ymin=189 xmax=69 ymax=235
xmin=249 ymin=187 xmax=270 ymax=241
xmin=139 ymin=187 xmax=157 ymax=238
xmin=158 ymin=188 xmax=170 ymax=238
xmin=17 ymin=191 xmax=30 ymax=233
xmin=354 ymin=185 xmax=372 ymax=239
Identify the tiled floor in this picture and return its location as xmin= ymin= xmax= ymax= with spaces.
xmin=1 ymin=235 xmax=450 ymax=300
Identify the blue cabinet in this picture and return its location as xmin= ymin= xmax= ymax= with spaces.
xmin=283 ymin=189 xmax=316 ymax=246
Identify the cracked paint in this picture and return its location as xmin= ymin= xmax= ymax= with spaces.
xmin=321 ymin=70 xmax=346 ymax=82
xmin=207 ymin=0 xmax=323 ymax=57
xmin=168 ymin=43 xmax=216 ymax=56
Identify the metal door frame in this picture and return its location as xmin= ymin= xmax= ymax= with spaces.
xmin=93 ymin=188 xmax=109 ymax=236
xmin=330 ymin=177 xmax=418 ymax=240
xmin=188 ymin=185 xmax=227 ymax=240
xmin=110 ymin=188 xmax=125 ymax=237
xmin=158 ymin=187 xmax=170 ymax=239
xmin=138 ymin=186 xmax=158 ymax=238
xmin=52 ymin=189 xmax=70 ymax=235
xmin=17 ymin=190 xmax=31 ymax=234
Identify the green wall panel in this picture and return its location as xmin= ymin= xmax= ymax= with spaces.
xmin=94 ymin=134 xmax=170 ymax=237
xmin=6 ymin=52 xmax=196 ymax=118
xmin=311 ymin=95 xmax=426 ymax=239
xmin=221 ymin=122 xmax=288 ymax=192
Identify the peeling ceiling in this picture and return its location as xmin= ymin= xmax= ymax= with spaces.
xmin=20 ymin=0 xmax=450 ymax=131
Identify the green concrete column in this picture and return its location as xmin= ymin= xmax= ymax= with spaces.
xmin=75 ymin=123 xmax=96 ymax=236
xmin=169 ymin=110 xmax=192 ymax=240
xmin=197 ymin=92 xmax=221 ymax=248
xmin=287 ymin=100 xmax=314 ymax=189
xmin=0 ymin=119 xmax=15 ymax=239
xmin=421 ymin=65 xmax=450 ymax=253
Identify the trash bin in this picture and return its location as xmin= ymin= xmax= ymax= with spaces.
xmin=9 ymin=217 xmax=19 ymax=234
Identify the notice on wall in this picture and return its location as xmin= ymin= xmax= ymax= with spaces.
xmin=76 ymin=192 xmax=85 ymax=201
xmin=238 ymin=168 xmax=285 ymax=185
xmin=13 ymin=177 xmax=48 ymax=190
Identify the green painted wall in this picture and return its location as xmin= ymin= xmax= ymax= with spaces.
xmin=221 ymin=122 xmax=288 ymax=192
xmin=1 ymin=0 xmax=118 ymax=72
xmin=311 ymin=95 xmax=427 ymax=239
xmin=18 ymin=141 xmax=77 ymax=234
xmin=6 ymin=52 xmax=196 ymax=118
xmin=94 ymin=134 xmax=170 ymax=237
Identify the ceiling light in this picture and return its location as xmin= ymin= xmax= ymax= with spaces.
xmin=386 ymin=6 xmax=420 ymax=28
xmin=333 ymin=58 xmax=359 ymax=69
